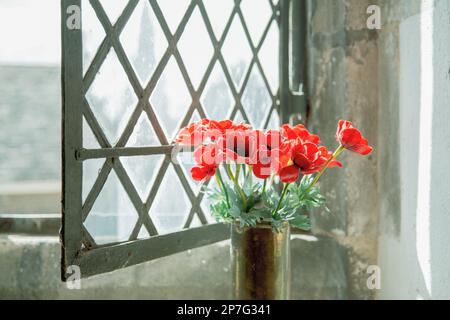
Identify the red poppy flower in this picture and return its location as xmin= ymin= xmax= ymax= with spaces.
xmin=175 ymin=119 xmax=210 ymax=146
xmin=222 ymin=129 xmax=258 ymax=164
xmin=336 ymin=120 xmax=373 ymax=156
xmin=191 ymin=164 xmax=217 ymax=182
xmin=318 ymin=146 xmax=343 ymax=171
xmin=278 ymin=140 xmax=341 ymax=183
xmin=231 ymin=122 xmax=252 ymax=132
xmin=250 ymin=130 xmax=290 ymax=179
xmin=176 ymin=119 xmax=252 ymax=146
xmin=264 ymin=130 xmax=283 ymax=150
xmin=252 ymin=145 xmax=274 ymax=179
xmin=193 ymin=143 xmax=224 ymax=166
xmin=281 ymin=124 xmax=320 ymax=145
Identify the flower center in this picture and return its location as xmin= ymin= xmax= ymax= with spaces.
xmin=293 ymin=153 xmax=310 ymax=170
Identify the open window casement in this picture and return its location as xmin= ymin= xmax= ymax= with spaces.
xmin=61 ymin=0 xmax=305 ymax=280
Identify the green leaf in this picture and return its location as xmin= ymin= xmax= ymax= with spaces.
xmin=202 ymin=171 xmax=328 ymax=233
xmin=290 ymin=215 xmax=312 ymax=231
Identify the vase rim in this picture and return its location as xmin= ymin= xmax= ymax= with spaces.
xmin=232 ymin=220 xmax=290 ymax=230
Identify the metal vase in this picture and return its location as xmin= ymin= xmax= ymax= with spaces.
xmin=231 ymin=222 xmax=291 ymax=300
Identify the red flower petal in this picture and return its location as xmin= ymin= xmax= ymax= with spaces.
xmin=191 ymin=165 xmax=217 ymax=182
xmin=349 ymin=144 xmax=373 ymax=156
xmin=339 ymin=128 xmax=362 ymax=148
xmin=253 ymin=163 xmax=272 ymax=179
xmin=336 ymin=120 xmax=373 ymax=156
xmin=279 ymin=165 xmax=300 ymax=183
xmin=329 ymin=159 xmax=343 ymax=168
xmin=293 ymin=153 xmax=310 ymax=170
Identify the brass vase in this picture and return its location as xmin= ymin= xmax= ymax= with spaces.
xmin=231 ymin=222 xmax=291 ymax=300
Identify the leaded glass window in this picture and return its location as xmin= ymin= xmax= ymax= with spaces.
xmin=61 ymin=0 xmax=298 ymax=279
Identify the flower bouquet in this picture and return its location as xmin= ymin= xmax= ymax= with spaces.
xmin=175 ymin=119 xmax=372 ymax=299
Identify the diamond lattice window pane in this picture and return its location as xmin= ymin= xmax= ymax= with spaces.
xmin=84 ymin=170 xmax=138 ymax=245
xmin=122 ymin=112 xmax=163 ymax=201
xmin=175 ymin=110 xmax=202 ymax=195
xmin=121 ymin=155 xmax=164 ymax=201
xmin=150 ymin=57 xmax=191 ymax=141
xmin=201 ymin=62 xmax=233 ymax=120
xmin=233 ymin=110 xmax=246 ymax=124
xmin=222 ymin=16 xmax=253 ymax=91
xmin=242 ymin=66 xmax=272 ymax=128
xmin=149 ymin=165 xmax=190 ymax=235
xmin=83 ymin=117 xmax=100 ymax=149
xmin=266 ymin=109 xmax=280 ymax=129
xmin=82 ymin=0 xmax=106 ymax=75
xmin=177 ymin=151 xmax=200 ymax=194
xmin=157 ymin=0 xmax=190 ymax=33
xmin=203 ymin=0 xmax=234 ymax=39
xmin=240 ymin=0 xmax=273 ymax=46
xmin=82 ymin=158 xmax=105 ymax=203
xmin=137 ymin=226 xmax=150 ymax=239
xmin=120 ymin=0 xmax=167 ymax=86
xmin=126 ymin=112 xmax=160 ymax=147
xmin=258 ymin=21 xmax=279 ymax=95
xmin=266 ymin=109 xmax=280 ymax=130
xmin=178 ymin=7 xmax=214 ymax=89
xmin=200 ymin=167 xmax=225 ymax=224
xmin=176 ymin=110 xmax=202 ymax=194
xmin=86 ymin=48 xmax=137 ymax=145
xmin=189 ymin=214 xmax=202 ymax=228
xmin=101 ymin=0 xmax=128 ymax=25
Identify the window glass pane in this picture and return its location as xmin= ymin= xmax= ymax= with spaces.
xmin=120 ymin=0 xmax=167 ymax=86
xmin=201 ymin=62 xmax=234 ymax=120
xmin=157 ymin=0 xmax=190 ymax=33
xmin=242 ymin=65 xmax=272 ymax=129
xmin=149 ymin=165 xmax=190 ymax=235
xmin=203 ymin=0 xmax=234 ymax=39
xmin=82 ymin=0 xmax=105 ymax=75
xmin=178 ymin=7 xmax=214 ymax=89
xmin=82 ymin=159 xmax=105 ymax=203
xmin=84 ymin=170 xmax=138 ymax=245
xmin=266 ymin=109 xmax=281 ymax=130
xmin=86 ymin=48 xmax=137 ymax=145
xmin=126 ymin=112 xmax=161 ymax=147
xmin=121 ymin=155 xmax=164 ymax=201
xmin=150 ymin=57 xmax=191 ymax=141
xmin=259 ymin=21 xmax=279 ymax=94
xmin=240 ymin=0 xmax=273 ymax=46
xmin=101 ymin=0 xmax=128 ymax=25
xmin=137 ymin=225 xmax=150 ymax=239
xmin=222 ymin=16 xmax=253 ymax=91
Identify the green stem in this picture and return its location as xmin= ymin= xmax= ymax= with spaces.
xmin=233 ymin=164 xmax=248 ymax=211
xmin=262 ymin=179 xmax=267 ymax=195
xmin=268 ymin=171 xmax=276 ymax=188
xmin=235 ymin=163 xmax=241 ymax=182
xmin=305 ymin=145 xmax=345 ymax=194
xmin=273 ymin=183 xmax=289 ymax=216
xmin=246 ymin=165 xmax=252 ymax=179
xmin=226 ymin=163 xmax=235 ymax=181
xmin=216 ymin=170 xmax=230 ymax=208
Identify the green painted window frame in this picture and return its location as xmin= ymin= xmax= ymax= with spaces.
xmin=61 ymin=0 xmax=306 ymax=280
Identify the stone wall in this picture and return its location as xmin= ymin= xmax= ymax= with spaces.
xmin=306 ymin=0 xmax=379 ymax=299
xmin=306 ymin=0 xmax=450 ymax=299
